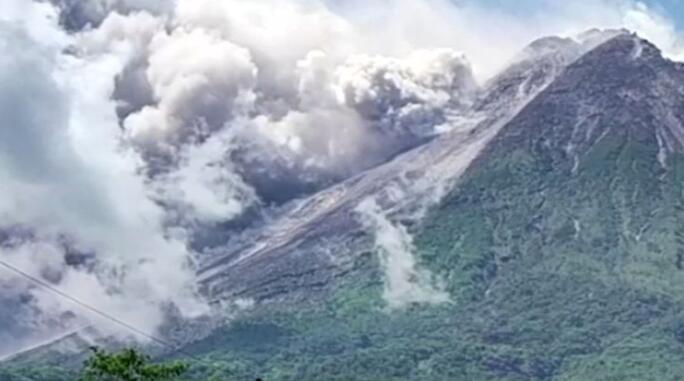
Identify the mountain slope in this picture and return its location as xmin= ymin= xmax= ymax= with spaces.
xmin=172 ymin=31 xmax=684 ymax=380
xmin=194 ymin=30 xmax=591 ymax=305
xmin=411 ymin=31 xmax=684 ymax=380
xmin=6 ymin=31 xmax=684 ymax=381
xmin=184 ymin=31 xmax=684 ymax=381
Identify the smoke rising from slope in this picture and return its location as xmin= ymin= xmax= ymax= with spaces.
xmin=1 ymin=0 xmax=684 ymax=357
xmin=356 ymin=198 xmax=450 ymax=308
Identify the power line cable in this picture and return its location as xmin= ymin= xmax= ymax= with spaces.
xmin=0 ymin=259 xmax=197 ymax=359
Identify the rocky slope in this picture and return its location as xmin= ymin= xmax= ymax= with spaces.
xmin=194 ymin=30 xmax=598 ymax=305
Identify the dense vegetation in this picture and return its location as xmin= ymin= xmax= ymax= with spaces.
xmin=80 ymin=348 xmax=187 ymax=381
xmin=0 ymin=348 xmax=187 ymax=381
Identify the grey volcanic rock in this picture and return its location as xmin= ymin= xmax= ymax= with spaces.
xmin=485 ymin=32 xmax=684 ymax=174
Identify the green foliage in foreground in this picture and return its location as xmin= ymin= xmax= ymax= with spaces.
xmin=0 ymin=348 xmax=187 ymax=381
xmin=80 ymin=347 xmax=187 ymax=381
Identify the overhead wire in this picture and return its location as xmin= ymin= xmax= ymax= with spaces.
xmin=0 ymin=259 xmax=202 ymax=360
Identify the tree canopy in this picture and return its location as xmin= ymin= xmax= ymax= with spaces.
xmin=79 ymin=347 xmax=187 ymax=381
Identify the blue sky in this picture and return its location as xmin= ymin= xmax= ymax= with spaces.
xmin=647 ymin=0 xmax=684 ymax=28
xmin=329 ymin=0 xmax=684 ymax=32
xmin=473 ymin=0 xmax=684 ymax=30
xmin=325 ymin=0 xmax=684 ymax=78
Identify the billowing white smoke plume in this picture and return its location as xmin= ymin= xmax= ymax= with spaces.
xmin=356 ymin=198 xmax=449 ymax=308
xmin=71 ymin=0 xmax=482 ymax=208
xmin=123 ymin=28 xmax=257 ymax=152
xmin=2 ymin=0 xmax=684 ymax=357
xmin=0 ymin=0 xmax=207 ymax=357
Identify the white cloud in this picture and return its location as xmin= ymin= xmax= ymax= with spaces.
xmin=151 ymin=126 xmax=257 ymax=224
xmin=124 ymin=27 xmax=258 ymax=152
xmin=331 ymin=0 xmax=684 ymax=77
xmin=0 ymin=0 xmax=206 ymax=355
xmin=622 ymin=2 xmax=684 ymax=60
xmin=51 ymin=0 xmax=172 ymax=30
xmin=336 ymin=49 xmax=477 ymax=138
